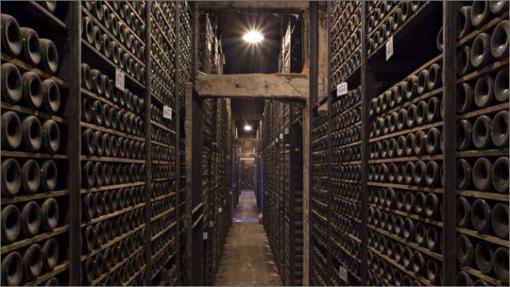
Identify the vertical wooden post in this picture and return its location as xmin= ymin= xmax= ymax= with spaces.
xmin=67 ymin=2 xmax=81 ymax=285
xmin=143 ymin=1 xmax=152 ymax=283
xmin=442 ymin=2 xmax=459 ymax=285
xmin=304 ymin=2 xmax=318 ymax=285
xmin=359 ymin=2 xmax=370 ymax=285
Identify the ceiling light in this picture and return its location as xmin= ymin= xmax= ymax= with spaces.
xmin=243 ymin=124 xmax=253 ymax=131
xmin=243 ymin=30 xmax=264 ymax=44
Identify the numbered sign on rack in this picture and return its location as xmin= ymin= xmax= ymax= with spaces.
xmin=337 ymin=82 xmax=348 ymax=97
xmin=163 ymin=106 xmax=173 ymax=120
xmin=386 ymin=36 xmax=394 ymax=61
xmin=115 ymin=68 xmax=125 ymax=90
xmin=339 ymin=266 xmax=348 ymax=282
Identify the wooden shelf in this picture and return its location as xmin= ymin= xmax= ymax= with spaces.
xmin=125 ymin=1 xmax=145 ymax=24
xmin=91 ymin=246 xmax=144 ymax=285
xmin=192 ymin=213 xmax=204 ymax=229
xmin=152 ymin=222 xmax=177 ymax=241
xmin=1 ymin=225 xmax=69 ymax=255
xmin=368 ymin=224 xmax=443 ymax=261
xmin=151 ymin=121 xmax=177 ymax=134
xmin=80 ymin=155 xmax=145 ymax=164
xmin=24 ymin=261 xmax=70 ymax=286
xmin=81 ymin=88 xmax=140 ymax=119
xmin=368 ymin=246 xmax=433 ymax=286
xmin=1 ymin=150 xmax=67 ymax=160
xmin=369 ymin=154 xmax=444 ymax=164
xmin=458 ymin=11 xmax=509 ymax=47
xmin=1 ymin=102 xmax=66 ymax=123
xmin=81 ymin=121 xmax=145 ymax=143
xmin=153 ymin=176 xmax=175 ymax=182
xmin=80 ymin=182 xmax=144 ymax=194
xmin=151 ymin=192 xmax=176 ymax=203
xmin=153 ymin=2 xmax=177 ymax=40
xmin=368 ymin=181 xmax=443 ymax=194
xmin=151 ymin=207 xmax=176 ymax=223
xmin=81 ymin=40 xmax=146 ymax=90
xmin=81 ymin=203 xmax=145 ymax=227
xmin=103 ymin=1 xmax=144 ymax=44
xmin=375 ymin=87 xmax=443 ymax=119
xmin=461 ymin=266 xmax=504 ymax=286
xmin=368 ymin=2 xmax=439 ymax=61
xmin=331 ymin=101 xmax=362 ymax=118
xmin=151 ymin=140 xmax=174 ymax=149
xmin=456 ymin=227 xmax=509 ymax=248
xmin=457 ymin=102 xmax=509 ymax=120
xmin=80 ymin=224 xmax=145 ymax=262
xmin=457 ymin=189 xmax=509 ymax=202
xmin=152 ymin=238 xmax=176 ymax=260
xmin=124 ymin=265 xmax=146 ymax=286
xmin=332 ymin=45 xmax=361 ymax=76
xmin=2 ymin=189 xmax=69 ymax=205
xmin=1 ymin=54 xmax=66 ymax=86
xmin=369 ymin=121 xmax=443 ymax=143
xmin=369 ymin=203 xmax=443 ymax=228
xmin=81 ymin=7 xmax=145 ymax=67
xmin=457 ymin=59 xmax=509 ymax=84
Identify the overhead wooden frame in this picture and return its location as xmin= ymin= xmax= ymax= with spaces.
xmin=194 ymin=72 xmax=309 ymax=102
xmin=196 ymin=1 xmax=308 ymax=12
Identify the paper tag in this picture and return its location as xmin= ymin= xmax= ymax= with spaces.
xmin=284 ymin=128 xmax=289 ymax=135
xmin=279 ymin=133 xmax=284 ymax=140
xmin=339 ymin=266 xmax=348 ymax=282
xmin=163 ymin=106 xmax=172 ymax=120
xmin=218 ymin=207 xmax=222 ymax=213
xmin=209 ymin=221 xmax=214 ymax=228
xmin=336 ymin=82 xmax=348 ymax=97
xmin=115 ymin=68 xmax=125 ymax=90
xmin=203 ymin=232 xmax=208 ymax=240
xmin=386 ymin=36 xmax=394 ymax=61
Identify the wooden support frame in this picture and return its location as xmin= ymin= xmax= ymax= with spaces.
xmin=195 ymin=72 xmax=308 ymax=101
xmin=442 ymin=2 xmax=459 ymax=285
xmin=196 ymin=1 xmax=308 ymax=12
xmin=143 ymin=1 xmax=152 ymax=283
xmin=67 ymin=2 xmax=81 ymax=285
xmin=359 ymin=2 xmax=370 ymax=285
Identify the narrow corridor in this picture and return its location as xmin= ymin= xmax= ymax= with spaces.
xmin=214 ymin=191 xmax=282 ymax=286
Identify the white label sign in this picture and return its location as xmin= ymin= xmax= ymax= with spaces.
xmin=115 ymin=68 xmax=125 ymax=90
xmin=339 ymin=266 xmax=348 ymax=282
xmin=209 ymin=221 xmax=214 ymax=228
xmin=337 ymin=82 xmax=348 ymax=97
xmin=279 ymin=133 xmax=284 ymax=140
xmin=386 ymin=36 xmax=394 ymax=61
xmin=163 ymin=106 xmax=172 ymax=120
xmin=284 ymin=128 xmax=289 ymax=135
xmin=203 ymin=232 xmax=208 ymax=240
xmin=218 ymin=207 xmax=222 ymax=213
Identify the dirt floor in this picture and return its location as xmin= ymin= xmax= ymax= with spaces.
xmin=214 ymin=190 xmax=282 ymax=286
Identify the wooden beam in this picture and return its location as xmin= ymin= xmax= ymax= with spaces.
xmin=195 ymin=72 xmax=308 ymax=101
xmin=196 ymin=1 xmax=308 ymax=11
xmin=233 ymin=137 xmax=261 ymax=147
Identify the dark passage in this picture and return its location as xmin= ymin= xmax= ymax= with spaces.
xmin=214 ymin=191 xmax=282 ymax=286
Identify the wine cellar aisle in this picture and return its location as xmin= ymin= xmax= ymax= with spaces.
xmin=214 ymin=190 xmax=282 ymax=286
xmin=1 ymin=1 xmax=509 ymax=286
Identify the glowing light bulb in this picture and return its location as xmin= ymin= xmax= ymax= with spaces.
xmin=243 ymin=30 xmax=264 ymax=44
xmin=243 ymin=124 xmax=253 ymax=131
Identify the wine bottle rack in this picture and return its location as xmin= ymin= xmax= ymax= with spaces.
xmin=262 ymin=100 xmax=303 ymax=286
xmin=1 ymin=3 xmax=72 ymax=285
xmin=2 ymin=1 xmax=193 ymax=285
xmin=308 ymin=1 xmax=509 ymax=286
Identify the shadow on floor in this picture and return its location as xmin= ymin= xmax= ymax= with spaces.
xmin=214 ymin=190 xmax=282 ymax=286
